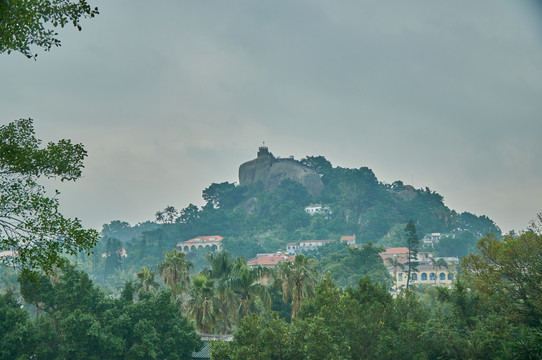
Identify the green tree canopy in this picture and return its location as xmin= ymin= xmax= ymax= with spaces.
xmin=0 ymin=0 xmax=98 ymax=59
xmin=158 ymin=249 xmax=193 ymax=298
xmin=155 ymin=205 xmax=179 ymax=224
xmin=462 ymin=228 xmax=542 ymax=326
xmin=0 ymin=119 xmax=99 ymax=272
xmin=276 ymin=254 xmax=318 ymax=320
xmin=13 ymin=263 xmax=202 ymax=359
xmin=300 ymin=155 xmax=333 ymax=176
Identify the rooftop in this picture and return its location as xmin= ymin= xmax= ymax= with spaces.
xmin=299 ymin=239 xmax=334 ymax=244
xmin=182 ymin=235 xmax=224 ymax=243
xmin=381 ymin=247 xmax=410 ymax=255
xmin=247 ymin=253 xmax=295 ymax=268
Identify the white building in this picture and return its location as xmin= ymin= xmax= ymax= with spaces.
xmin=287 ymin=239 xmax=334 ymax=254
xmin=304 ymin=204 xmax=331 ymax=216
xmin=422 ymin=233 xmax=442 ymax=245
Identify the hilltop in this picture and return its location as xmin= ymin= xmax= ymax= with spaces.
xmin=238 ymin=145 xmax=323 ymax=197
xmin=89 ymin=146 xmax=501 ymax=285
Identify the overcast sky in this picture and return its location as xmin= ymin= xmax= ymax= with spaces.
xmin=2 ymin=0 xmax=542 ymax=234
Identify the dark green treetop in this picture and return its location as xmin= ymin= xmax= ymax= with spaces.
xmin=405 ymin=219 xmax=419 ymax=289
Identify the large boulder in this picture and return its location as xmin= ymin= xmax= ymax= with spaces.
xmin=239 ymin=146 xmax=323 ymax=197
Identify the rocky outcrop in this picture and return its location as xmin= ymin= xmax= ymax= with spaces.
xmin=394 ymin=185 xmax=417 ymax=201
xmin=239 ymin=146 xmax=323 ymax=197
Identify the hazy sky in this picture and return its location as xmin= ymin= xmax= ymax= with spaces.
xmin=2 ymin=0 xmax=542 ymax=234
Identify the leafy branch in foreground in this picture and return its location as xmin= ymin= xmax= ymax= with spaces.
xmin=0 ymin=0 xmax=98 ymax=59
xmin=0 ymin=119 xmax=99 ymax=272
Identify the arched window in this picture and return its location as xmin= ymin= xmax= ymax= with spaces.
xmin=448 ymin=273 xmax=454 ymax=280
xmin=184 ymin=245 xmax=189 ymax=252
xmin=191 ymin=245 xmax=196 ymax=251
xmin=421 ymin=273 xmax=427 ymax=281
xmin=439 ymin=273 xmax=446 ymax=280
xmin=411 ymin=273 xmax=418 ymax=280
xmin=211 ymin=244 xmax=218 ymax=251
xmin=429 ymin=273 xmax=436 ymax=281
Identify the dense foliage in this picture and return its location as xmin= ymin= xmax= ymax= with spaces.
xmin=0 ymin=0 xmax=98 ymax=59
xmin=1 ymin=264 xmax=201 ymax=359
xmin=0 ymin=119 xmax=99 ymax=272
xmin=2 ymin=221 xmax=541 ymax=359
xmin=212 ymin=225 xmax=542 ymax=359
xmin=79 ymin=153 xmax=500 ymax=292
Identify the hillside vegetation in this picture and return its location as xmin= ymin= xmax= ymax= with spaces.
xmin=84 ymin=154 xmax=499 ymax=288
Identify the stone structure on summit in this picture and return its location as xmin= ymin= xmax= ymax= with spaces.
xmin=238 ymin=145 xmax=324 ymax=197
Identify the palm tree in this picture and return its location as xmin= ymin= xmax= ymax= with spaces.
xmin=430 ymin=257 xmax=448 ymax=284
xmin=201 ymin=251 xmax=233 ymax=280
xmin=201 ymin=251 xmax=238 ymax=333
xmin=214 ymin=277 xmax=239 ymax=333
xmin=277 ymin=254 xmax=318 ymax=320
xmin=158 ymin=250 xmax=193 ymax=299
xmin=227 ymin=258 xmax=271 ymax=319
xmin=386 ymin=257 xmax=405 ymax=293
xmin=135 ymin=266 xmax=160 ymax=293
xmin=186 ymin=274 xmax=217 ymax=333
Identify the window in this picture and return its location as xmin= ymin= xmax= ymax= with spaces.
xmin=421 ymin=273 xmax=427 ymax=281
xmin=448 ymin=273 xmax=454 ymax=280
xmin=398 ymin=273 xmax=403 ymax=281
xmin=429 ymin=273 xmax=436 ymax=281
xmin=411 ymin=273 xmax=418 ymax=281
xmin=439 ymin=273 xmax=446 ymax=281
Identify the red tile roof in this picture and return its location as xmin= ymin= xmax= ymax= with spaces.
xmin=381 ymin=247 xmax=410 ymax=255
xmin=184 ymin=235 xmax=224 ymax=243
xmin=247 ymin=253 xmax=295 ymax=268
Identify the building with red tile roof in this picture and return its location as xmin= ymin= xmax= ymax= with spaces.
xmin=177 ymin=235 xmax=223 ymax=253
xmin=380 ymin=247 xmax=435 ymax=265
xmin=247 ymin=252 xmax=295 ymax=269
xmin=380 ymin=247 xmax=410 ymax=264
xmin=340 ymin=235 xmax=356 ymax=245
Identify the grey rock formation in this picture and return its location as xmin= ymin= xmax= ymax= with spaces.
xmin=395 ymin=185 xmax=417 ymax=201
xmin=239 ymin=146 xmax=323 ymax=197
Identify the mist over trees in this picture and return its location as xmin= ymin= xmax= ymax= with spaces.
xmin=85 ymin=153 xmax=500 ymax=287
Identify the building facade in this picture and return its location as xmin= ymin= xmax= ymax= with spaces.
xmin=286 ymin=239 xmax=334 ymax=254
xmin=393 ymin=264 xmax=455 ymax=288
xmin=177 ymin=235 xmax=224 ymax=253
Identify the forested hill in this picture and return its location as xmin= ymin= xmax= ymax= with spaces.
xmin=95 ymin=153 xmax=500 ymax=277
